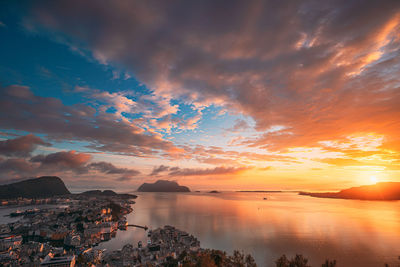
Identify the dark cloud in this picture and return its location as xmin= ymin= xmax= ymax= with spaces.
xmin=88 ymin=161 xmax=140 ymax=176
xmin=150 ymin=165 xmax=170 ymax=176
xmin=0 ymin=134 xmax=50 ymax=157
xmin=227 ymin=119 xmax=250 ymax=133
xmin=28 ymin=0 xmax=400 ymax=153
xmin=0 ymin=150 xmax=140 ymax=183
xmin=168 ymin=166 xmax=251 ymax=176
xmin=149 ymin=165 xmax=251 ymax=177
xmin=0 ymin=158 xmax=35 ymax=174
xmin=0 ymin=85 xmax=181 ymax=157
xmin=30 ymin=150 xmax=91 ymax=173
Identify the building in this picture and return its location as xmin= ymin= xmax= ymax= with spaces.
xmin=40 ymin=254 xmax=75 ymax=267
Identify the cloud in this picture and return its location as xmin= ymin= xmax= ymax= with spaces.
xmin=29 ymin=0 xmax=400 ymax=155
xmin=0 ymin=134 xmax=50 ymax=157
xmin=0 ymin=158 xmax=35 ymax=174
xmin=0 ymin=85 xmax=181 ymax=157
xmin=169 ymin=166 xmax=251 ymax=176
xmin=0 ymin=150 xmax=141 ymax=183
xmin=149 ymin=165 xmax=251 ymax=177
xmin=150 ymin=165 xmax=170 ymax=176
xmin=88 ymin=161 xmax=140 ymax=177
xmin=228 ymin=119 xmax=250 ymax=133
xmin=30 ymin=150 xmax=91 ymax=173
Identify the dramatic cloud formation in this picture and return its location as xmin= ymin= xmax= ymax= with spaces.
xmin=0 ymin=135 xmax=141 ymax=183
xmin=0 ymin=1 xmax=399 ymax=189
xmin=149 ymin=165 xmax=251 ymax=177
xmin=30 ymin=0 xmax=400 ymax=154
xmin=30 ymin=150 xmax=91 ymax=174
xmin=0 ymin=134 xmax=50 ymax=157
xmin=0 ymin=85 xmax=181 ymax=157
xmin=0 ymin=158 xmax=35 ymax=175
xmin=88 ymin=161 xmax=141 ymax=177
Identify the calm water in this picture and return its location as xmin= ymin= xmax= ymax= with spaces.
xmin=97 ymin=192 xmax=400 ymax=267
xmin=0 ymin=204 xmax=67 ymax=224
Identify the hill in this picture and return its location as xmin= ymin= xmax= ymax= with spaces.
xmin=80 ymin=189 xmax=137 ymax=199
xmin=300 ymin=182 xmax=400 ymax=200
xmin=137 ymin=180 xmax=190 ymax=192
xmin=0 ymin=176 xmax=70 ymax=199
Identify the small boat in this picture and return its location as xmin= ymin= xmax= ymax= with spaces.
xmin=118 ymin=220 xmax=128 ymax=230
xmin=138 ymin=241 xmax=142 ymax=248
xmin=263 ymin=197 xmax=267 ymax=200
xmin=10 ymin=210 xmax=24 ymax=217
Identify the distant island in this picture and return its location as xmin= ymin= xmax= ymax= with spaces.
xmin=300 ymin=182 xmax=400 ymax=200
xmin=0 ymin=176 xmax=70 ymax=199
xmin=238 ymin=190 xmax=282 ymax=193
xmin=208 ymin=190 xmax=220 ymax=193
xmin=137 ymin=180 xmax=190 ymax=192
xmin=80 ymin=190 xmax=137 ymax=199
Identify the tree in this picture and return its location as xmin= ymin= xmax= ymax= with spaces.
xmin=275 ymin=254 xmax=311 ymax=267
xmin=233 ymin=250 xmax=245 ymax=266
xmin=245 ymin=254 xmax=257 ymax=267
xmin=197 ymin=254 xmax=217 ymax=267
xmin=276 ymin=255 xmax=290 ymax=267
xmin=321 ymin=259 xmax=336 ymax=267
xmin=289 ymin=254 xmax=311 ymax=267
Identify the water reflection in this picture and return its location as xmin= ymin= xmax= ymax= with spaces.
xmin=99 ymin=192 xmax=400 ymax=266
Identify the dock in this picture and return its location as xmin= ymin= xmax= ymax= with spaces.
xmin=127 ymin=224 xmax=148 ymax=230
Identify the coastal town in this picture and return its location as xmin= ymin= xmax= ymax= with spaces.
xmin=0 ymin=194 xmax=205 ymax=266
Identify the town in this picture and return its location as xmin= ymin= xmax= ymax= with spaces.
xmin=0 ymin=194 xmax=204 ymax=266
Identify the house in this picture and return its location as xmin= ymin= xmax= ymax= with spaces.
xmin=41 ymin=253 xmax=75 ymax=267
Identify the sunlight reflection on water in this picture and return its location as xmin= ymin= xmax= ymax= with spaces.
xmin=98 ymin=192 xmax=400 ymax=267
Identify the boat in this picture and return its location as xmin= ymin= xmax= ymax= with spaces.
xmin=10 ymin=210 xmax=24 ymax=217
xmin=118 ymin=220 xmax=128 ymax=230
xmin=138 ymin=241 xmax=142 ymax=248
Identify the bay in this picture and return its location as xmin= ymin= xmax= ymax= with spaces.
xmin=99 ymin=192 xmax=400 ymax=267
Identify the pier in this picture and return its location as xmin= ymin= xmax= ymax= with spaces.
xmin=127 ymin=224 xmax=148 ymax=230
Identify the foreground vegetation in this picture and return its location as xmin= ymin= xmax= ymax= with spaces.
xmin=164 ymin=250 xmax=400 ymax=267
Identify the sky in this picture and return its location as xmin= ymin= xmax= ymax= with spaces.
xmin=0 ymin=0 xmax=399 ymax=192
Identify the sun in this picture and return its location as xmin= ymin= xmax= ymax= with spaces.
xmin=369 ymin=175 xmax=378 ymax=184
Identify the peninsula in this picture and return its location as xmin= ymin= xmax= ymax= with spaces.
xmin=137 ymin=180 xmax=190 ymax=192
xmin=300 ymin=182 xmax=400 ymax=200
xmin=0 ymin=176 xmax=70 ymax=199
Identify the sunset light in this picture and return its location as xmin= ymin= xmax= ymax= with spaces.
xmin=0 ymin=1 xmax=400 ymax=266
xmin=370 ymin=175 xmax=378 ymax=184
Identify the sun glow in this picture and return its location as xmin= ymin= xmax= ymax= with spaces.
xmin=369 ymin=175 xmax=378 ymax=184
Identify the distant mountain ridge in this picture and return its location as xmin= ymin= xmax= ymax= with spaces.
xmin=137 ymin=180 xmax=190 ymax=192
xmin=0 ymin=176 xmax=70 ymax=199
xmin=80 ymin=189 xmax=137 ymax=199
xmin=300 ymin=182 xmax=400 ymax=200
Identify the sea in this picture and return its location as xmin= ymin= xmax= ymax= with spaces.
xmin=2 ymin=192 xmax=400 ymax=266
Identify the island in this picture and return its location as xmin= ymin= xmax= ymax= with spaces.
xmin=237 ymin=190 xmax=282 ymax=193
xmin=300 ymin=182 xmax=400 ymax=200
xmin=80 ymin=190 xmax=137 ymax=199
xmin=137 ymin=180 xmax=190 ymax=192
xmin=0 ymin=176 xmax=70 ymax=199
xmin=208 ymin=190 xmax=220 ymax=193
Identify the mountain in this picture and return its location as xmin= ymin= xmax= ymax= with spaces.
xmin=137 ymin=180 xmax=190 ymax=192
xmin=80 ymin=189 xmax=137 ymax=199
xmin=300 ymin=182 xmax=400 ymax=200
xmin=81 ymin=190 xmax=117 ymax=196
xmin=0 ymin=176 xmax=70 ymax=199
